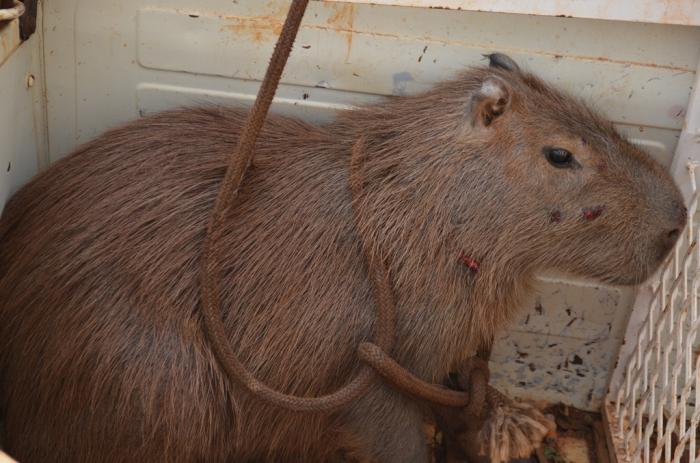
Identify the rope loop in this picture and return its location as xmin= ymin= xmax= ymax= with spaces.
xmin=0 ymin=0 xmax=25 ymax=21
xmin=199 ymin=0 xmax=489 ymax=416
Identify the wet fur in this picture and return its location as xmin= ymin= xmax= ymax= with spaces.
xmin=0 ymin=62 xmax=684 ymax=462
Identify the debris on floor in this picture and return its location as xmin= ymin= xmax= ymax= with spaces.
xmin=429 ymin=403 xmax=610 ymax=463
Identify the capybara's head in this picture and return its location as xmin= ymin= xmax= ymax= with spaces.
xmin=458 ymin=53 xmax=685 ymax=285
xmin=352 ymin=53 xmax=686 ymax=287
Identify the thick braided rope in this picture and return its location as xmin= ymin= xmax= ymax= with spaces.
xmin=0 ymin=0 xmax=24 ymax=21
xmin=351 ymin=138 xmax=488 ymax=415
xmin=348 ymin=136 xmax=397 ymax=351
xmin=200 ymin=0 xmax=388 ymax=412
xmin=357 ymin=343 xmax=488 ymax=413
xmin=200 ymin=0 xmax=488 ymax=414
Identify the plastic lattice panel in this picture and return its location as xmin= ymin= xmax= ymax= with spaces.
xmin=607 ymin=165 xmax=700 ymax=463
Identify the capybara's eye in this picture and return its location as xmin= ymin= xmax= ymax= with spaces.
xmin=544 ymin=147 xmax=574 ymax=168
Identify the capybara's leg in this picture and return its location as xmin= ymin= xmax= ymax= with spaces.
xmin=338 ymin=385 xmax=429 ymax=463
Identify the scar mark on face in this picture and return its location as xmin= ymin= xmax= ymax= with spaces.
xmin=549 ymin=210 xmax=562 ymax=223
xmin=459 ymin=254 xmax=479 ymax=272
xmin=582 ymin=206 xmax=605 ymax=221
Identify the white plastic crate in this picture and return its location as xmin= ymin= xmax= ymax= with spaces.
xmin=606 ymin=167 xmax=698 ymax=462
xmin=603 ymin=32 xmax=700 ymax=458
xmin=1 ymin=3 xmax=700 ymax=459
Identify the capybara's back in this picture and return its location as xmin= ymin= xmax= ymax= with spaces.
xmin=0 ymin=108 xmax=379 ymax=462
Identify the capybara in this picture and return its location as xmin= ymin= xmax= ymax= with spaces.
xmin=0 ymin=53 xmax=686 ymax=462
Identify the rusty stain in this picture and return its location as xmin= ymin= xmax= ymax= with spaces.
xmin=223 ymin=17 xmax=283 ymax=44
xmin=224 ymin=17 xmax=692 ymax=72
xmin=321 ymin=0 xmax=699 ymax=27
xmin=660 ymin=0 xmax=693 ymax=26
xmin=223 ymin=3 xmax=289 ymax=44
xmin=326 ymin=3 xmax=355 ymax=63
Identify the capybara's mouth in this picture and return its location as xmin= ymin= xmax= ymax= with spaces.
xmin=604 ymin=273 xmax=648 ymax=287
xmin=601 ymin=259 xmax=662 ymax=286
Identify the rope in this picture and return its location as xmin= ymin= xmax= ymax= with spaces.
xmin=350 ymin=137 xmax=488 ymax=415
xmin=357 ymin=343 xmax=488 ymax=413
xmin=0 ymin=0 xmax=24 ymax=21
xmin=200 ymin=0 xmax=384 ymax=412
xmin=199 ymin=0 xmax=488 ymax=414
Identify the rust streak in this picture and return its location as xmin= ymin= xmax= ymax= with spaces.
xmin=660 ymin=0 xmax=692 ymax=26
xmin=326 ymin=3 xmax=355 ymax=63
xmin=221 ymin=13 xmax=693 ymax=72
xmin=223 ymin=17 xmax=283 ymax=43
xmin=345 ymin=8 xmax=354 ymax=63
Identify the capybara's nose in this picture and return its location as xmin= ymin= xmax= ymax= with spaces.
xmin=656 ymin=201 xmax=686 ymax=260
xmin=676 ymin=203 xmax=688 ymax=228
xmin=659 ymin=228 xmax=681 ymax=259
xmin=670 ymin=200 xmax=687 ymax=227
xmin=667 ymin=228 xmax=680 ymax=243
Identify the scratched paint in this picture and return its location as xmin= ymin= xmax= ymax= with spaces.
xmin=391 ymin=71 xmax=414 ymax=95
xmin=324 ymin=2 xmax=355 ymax=63
xmin=489 ymin=276 xmax=635 ymax=410
xmin=0 ymin=26 xmax=42 ymax=214
xmin=322 ymin=0 xmax=700 ymax=26
xmin=136 ymin=4 xmax=698 ymax=133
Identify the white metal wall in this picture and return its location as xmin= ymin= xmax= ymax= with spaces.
xmin=327 ymin=0 xmax=700 ymax=26
xmin=0 ymin=14 xmax=45 ymax=214
xmin=1 ymin=0 xmax=696 ymax=411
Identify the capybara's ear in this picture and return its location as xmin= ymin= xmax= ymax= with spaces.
xmin=468 ymin=76 xmax=511 ymax=128
xmin=484 ymin=52 xmax=520 ymax=73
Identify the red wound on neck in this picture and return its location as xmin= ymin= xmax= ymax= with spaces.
xmin=550 ymin=210 xmax=562 ymax=223
xmin=459 ymin=254 xmax=480 ymax=272
xmin=582 ymin=206 xmax=605 ymax=221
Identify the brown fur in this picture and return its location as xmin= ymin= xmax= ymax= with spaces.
xmin=0 ymin=56 xmax=685 ymax=462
